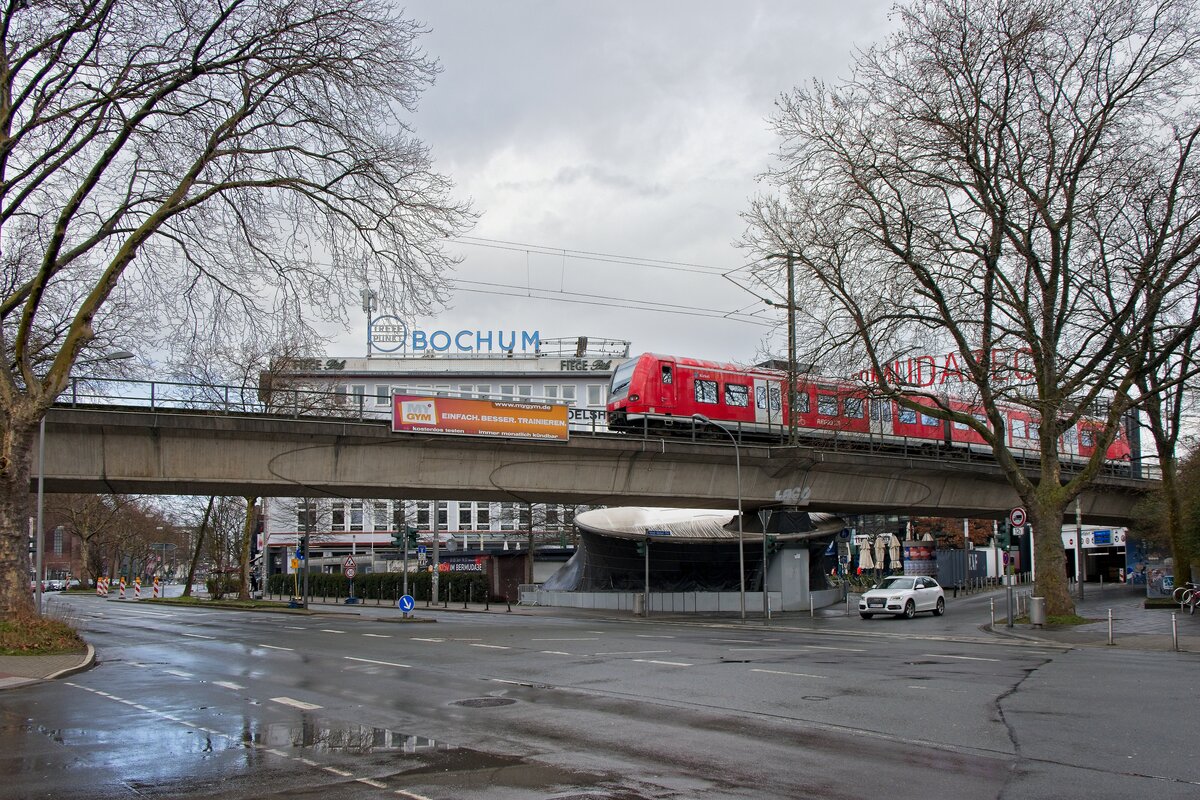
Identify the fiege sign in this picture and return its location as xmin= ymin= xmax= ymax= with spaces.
xmin=392 ymin=395 xmax=569 ymax=442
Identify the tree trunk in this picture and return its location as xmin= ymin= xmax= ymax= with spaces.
xmin=0 ymin=409 xmax=39 ymax=616
xmin=238 ymin=496 xmax=257 ymax=600
xmin=1029 ymin=493 xmax=1074 ymax=616
xmin=182 ymin=497 xmax=214 ymax=598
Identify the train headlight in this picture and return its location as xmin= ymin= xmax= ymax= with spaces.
xmin=630 ymin=394 xmax=639 ymax=401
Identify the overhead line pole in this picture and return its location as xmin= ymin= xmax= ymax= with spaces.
xmin=786 ymin=252 xmax=797 ymax=446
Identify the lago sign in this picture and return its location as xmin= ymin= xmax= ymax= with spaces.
xmin=370 ymin=316 xmax=540 ymax=354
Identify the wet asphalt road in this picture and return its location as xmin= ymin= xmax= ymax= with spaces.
xmin=2 ymin=594 xmax=1198 ymax=799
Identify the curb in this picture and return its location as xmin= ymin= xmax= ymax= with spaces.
xmin=46 ymin=644 xmax=96 ymax=680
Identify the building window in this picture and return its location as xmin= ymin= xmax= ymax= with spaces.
xmin=374 ymin=384 xmax=390 ymax=406
xmin=350 ymin=502 xmax=364 ymax=531
xmin=350 ymin=385 xmax=366 ymax=407
xmin=436 ymin=501 xmax=448 ymax=531
xmin=725 ymin=383 xmax=749 ymax=407
xmin=478 ymin=504 xmax=491 ymax=529
xmin=561 ymin=385 xmax=577 ymax=405
xmin=545 ymin=505 xmax=560 ymax=528
xmin=331 ymin=501 xmax=346 ymax=530
xmin=499 ymin=384 xmax=515 ymax=399
xmin=587 ymin=384 xmax=604 ymax=407
xmin=373 ymin=502 xmax=389 ymax=531
xmin=695 ymin=379 xmax=718 ymax=404
xmin=517 ymin=385 xmax=533 ymax=399
xmin=53 ymin=527 xmax=62 ymax=555
xmin=544 ymin=385 xmax=560 ymax=400
xmin=458 ymin=383 xmax=474 ymax=397
xmin=459 ymin=504 xmax=473 ymax=530
xmin=416 ymin=502 xmax=431 ymax=530
xmin=475 ymin=384 xmax=491 ymax=399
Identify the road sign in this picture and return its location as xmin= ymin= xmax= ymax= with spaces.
xmin=1009 ymin=507 xmax=1027 ymax=528
xmin=397 ymin=594 xmax=415 ymax=613
xmin=417 ymin=545 xmax=427 ymax=555
xmin=646 ymin=529 xmax=671 ymax=537
xmin=343 ymin=555 xmax=357 ymax=579
xmin=1002 ymin=551 xmax=1010 ymax=565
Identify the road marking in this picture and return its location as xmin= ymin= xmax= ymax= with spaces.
xmin=711 ymin=638 xmax=758 ymax=643
xmin=636 ymin=634 xmax=676 ymax=639
xmin=181 ymin=633 xmax=215 ymax=640
xmin=751 ymin=668 xmax=827 ymax=679
xmin=214 ymin=681 xmax=245 ymax=690
xmin=531 ymin=637 xmax=598 ymax=641
xmin=271 ymin=696 xmax=322 ymax=710
xmin=411 ymin=637 xmax=444 ymax=642
xmin=320 ymin=629 xmax=346 ymax=634
xmin=469 ymin=644 xmax=510 ymax=650
xmin=345 ymin=656 xmax=410 ymax=668
xmin=922 ymin=654 xmax=1000 ymax=662
xmin=163 ymin=669 xmax=193 ymax=679
xmin=323 ymin=766 xmax=353 ymax=777
xmin=802 ymin=645 xmax=867 ymax=653
xmin=265 ymin=748 xmax=290 ymax=758
xmin=284 ymin=625 xmax=307 ymax=630
xmin=540 ymin=650 xmax=572 ymax=656
xmin=258 ymin=644 xmax=294 ymax=651
xmin=363 ymin=633 xmax=392 ymax=638
xmin=594 ymin=649 xmax=671 ymax=656
xmin=357 ymin=778 xmax=388 ymax=789
xmin=395 ymin=790 xmax=434 ymax=800
xmin=633 ymin=658 xmax=692 ymax=667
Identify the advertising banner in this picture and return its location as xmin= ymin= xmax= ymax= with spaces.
xmin=392 ymin=395 xmax=569 ymax=441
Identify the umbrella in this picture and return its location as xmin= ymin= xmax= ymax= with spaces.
xmin=874 ymin=535 xmax=887 ymax=567
xmin=858 ymin=545 xmax=876 ymax=571
xmin=889 ymin=534 xmax=901 ymax=566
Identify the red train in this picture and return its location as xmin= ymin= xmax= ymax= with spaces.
xmin=607 ymin=353 xmax=1133 ymax=461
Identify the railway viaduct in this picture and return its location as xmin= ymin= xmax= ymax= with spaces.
xmin=33 ymin=406 xmax=1153 ymax=524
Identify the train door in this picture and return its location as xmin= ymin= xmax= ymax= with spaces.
xmin=869 ymin=399 xmax=894 ymax=436
xmin=754 ymin=377 xmax=782 ymax=431
xmin=657 ymin=359 xmax=677 ymax=411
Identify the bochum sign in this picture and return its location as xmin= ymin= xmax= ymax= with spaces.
xmin=370 ymin=315 xmax=540 ymax=355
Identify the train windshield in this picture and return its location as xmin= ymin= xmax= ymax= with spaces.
xmin=610 ymin=359 xmax=638 ymax=398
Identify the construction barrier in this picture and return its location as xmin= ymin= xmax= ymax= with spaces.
xmin=152 ymin=577 xmax=160 ymax=599
xmin=118 ymin=576 xmax=126 ymax=600
xmin=96 ymin=577 xmax=107 ymax=597
xmin=133 ymin=577 xmax=141 ymax=600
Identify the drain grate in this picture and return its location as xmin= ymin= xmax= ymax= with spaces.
xmin=451 ymin=698 xmax=518 ymax=708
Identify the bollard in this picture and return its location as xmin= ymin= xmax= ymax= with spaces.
xmin=119 ymin=576 xmax=126 ymax=600
xmin=1172 ymin=613 xmax=1179 ymax=652
xmin=810 ymin=594 xmax=814 ymax=619
xmin=990 ymin=597 xmax=995 ymax=627
xmin=152 ymin=577 xmax=160 ymax=599
xmin=465 ymin=584 xmax=470 ymax=610
xmin=133 ymin=577 xmax=141 ymax=600
xmin=507 ymin=600 xmax=512 ymax=613
xmin=1107 ymin=609 xmax=1114 ymax=645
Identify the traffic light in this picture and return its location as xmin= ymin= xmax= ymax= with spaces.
xmin=407 ymin=526 xmax=419 ymax=548
xmin=391 ymin=530 xmax=405 ymax=548
xmin=997 ymin=521 xmax=1011 ymax=549
xmin=297 ymin=535 xmax=308 ymax=560
xmin=635 ymin=540 xmax=646 ymax=556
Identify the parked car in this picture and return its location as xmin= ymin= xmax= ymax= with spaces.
xmin=859 ymin=575 xmax=945 ymax=619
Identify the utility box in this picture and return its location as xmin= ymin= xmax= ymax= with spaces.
xmin=633 ymin=593 xmax=645 ymax=616
xmin=1029 ymin=596 xmax=1046 ymax=627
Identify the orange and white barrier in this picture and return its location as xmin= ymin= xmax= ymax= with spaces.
xmin=133 ymin=577 xmax=141 ymax=600
xmin=152 ymin=577 xmax=160 ymax=598
xmin=96 ymin=577 xmax=107 ymax=597
xmin=118 ymin=576 xmax=127 ymax=600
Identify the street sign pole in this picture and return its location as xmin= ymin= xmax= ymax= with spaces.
xmin=403 ymin=536 xmax=409 ymax=598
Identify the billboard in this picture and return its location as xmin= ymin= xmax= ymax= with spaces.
xmin=392 ymin=395 xmax=569 ymax=441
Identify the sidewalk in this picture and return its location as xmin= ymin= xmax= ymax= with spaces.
xmin=0 ymin=644 xmax=94 ymax=690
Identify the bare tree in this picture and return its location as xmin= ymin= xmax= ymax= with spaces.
xmin=742 ymin=0 xmax=1200 ymax=614
xmin=49 ymin=493 xmax=136 ymax=586
xmin=0 ymin=0 xmax=473 ymax=614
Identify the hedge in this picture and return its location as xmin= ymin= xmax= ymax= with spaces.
xmin=266 ymin=569 xmax=492 ymax=603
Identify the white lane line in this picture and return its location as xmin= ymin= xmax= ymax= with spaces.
xmin=411 ymin=637 xmax=444 ymax=642
xmin=284 ymin=626 xmax=307 ymax=630
xmin=271 ymin=696 xmax=322 ymax=711
xmin=635 ymin=634 xmax=676 ymax=639
xmin=395 ymin=789 xmax=434 ymax=800
xmin=469 ymin=644 xmax=510 ymax=650
xmin=320 ymin=629 xmax=346 ymax=634
xmin=323 ymin=766 xmax=353 ymax=777
xmin=214 ymin=681 xmax=245 ymax=690
xmin=594 ymin=650 xmax=671 ymax=656
xmin=163 ymin=669 xmax=193 ymax=679
xmin=363 ymin=633 xmax=392 ymax=638
xmin=803 ymin=645 xmax=867 ymax=652
xmin=922 ymin=654 xmax=1000 ymax=662
xmin=298 ymin=758 xmax=319 ymax=767
xmin=751 ymin=668 xmax=827 ymax=679
xmin=358 ymin=778 xmax=388 ymax=789
xmin=532 ymin=637 xmax=598 ymax=641
xmin=265 ymin=748 xmax=290 ymax=758
xmin=711 ymin=638 xmax=758 ymax=643
xmin=540 ymin=650 xmax=572 ymax=656
xmin=633 ymin=658 xmax=692 ymax=667
xmin=258 ymin=644 xmax=294 ymax=651
xmin=181 ymin=633 xmax=216 ymax=640
xmin=345 ymin=656 xmax=410 ymax=668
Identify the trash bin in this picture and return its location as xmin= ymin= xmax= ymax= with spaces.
xmin=1029 ymin=596 xmax=1046 ymax=627
xmin=633 ymin=593 xmax=645 ymax=616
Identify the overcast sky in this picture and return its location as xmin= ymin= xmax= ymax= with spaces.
xmin=331 ymin=1 xmax=896 ymax=363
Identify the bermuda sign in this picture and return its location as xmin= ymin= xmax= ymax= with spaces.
xmin=392 ymin=395 xmax=569 ymax=441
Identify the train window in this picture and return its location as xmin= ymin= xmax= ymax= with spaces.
xmin=769 ymin=386 xmax=782 ymax=411
xmin=1029 ymin=421 xmax=1040 ymax=439
xmin=725 ymin=383 xmax=749 ymax=407
xmin=1080 ymin=428 xmax=1095 ymax=447
xmin=898 ymin=407 xmax=917 ymax=424
xmin=844 ymin=397 xmax=864 ymax=419
xmin=817 ymin=393 xmax=838 ymax=416
xmin=756 ymin=386 xmax=768 ymax=409
xmin=695 ymin=379 xmax=718 ymax=404
xmin=920 ymin=413 xmax=938 ymax=426
xmin=610 ymin=361 xmax=637 ymax=397
xmin=661 ymin=364 xmax=673 ymax=384
xmin=870 ymin=399 xmax=890 ymax=421
xmin=973 ymin=413 xmax=988 ymax=429
xmin=953 ymin=420 xmax=969 ymax=430
xmin=1011 ymin=418 xmax=1028 ymax=438
xmin=796 ymin=391 xmax=810 ymax=414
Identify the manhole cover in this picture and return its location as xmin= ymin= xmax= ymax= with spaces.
xmin=451 ymin=698 xmax=517 ymax=708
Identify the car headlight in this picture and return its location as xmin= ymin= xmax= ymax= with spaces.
xmin=888 ymin=595 xmax=904 ymax=601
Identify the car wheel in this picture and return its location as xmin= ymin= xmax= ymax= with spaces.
xmin=903 ymin=600 xmax=916 ymax=619
xmin=933 ymin=597 xmax=945 ymax=616
xmin=860 ymin=612 xmax=873 ymax=619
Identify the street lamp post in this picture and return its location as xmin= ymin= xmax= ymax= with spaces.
xmin=34 ymin=350 xmax=135 ymax=614
xmin=693 ymin=414 xmax=745 ymax=622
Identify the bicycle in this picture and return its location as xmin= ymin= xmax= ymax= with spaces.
xmin=1172 ymin=582 xmax=1199 ymax=614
